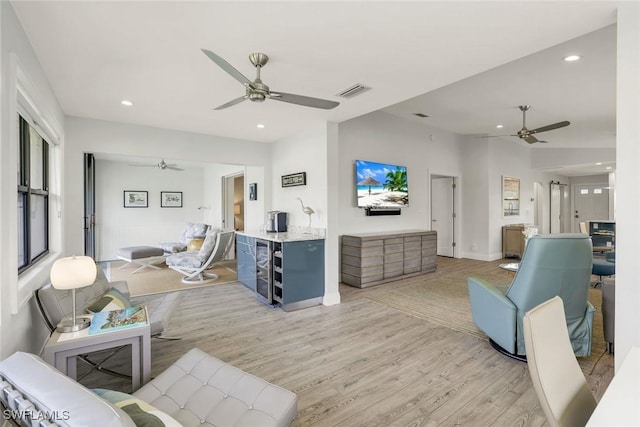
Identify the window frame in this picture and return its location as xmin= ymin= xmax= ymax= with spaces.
xmin=18 ymin=114 xmax=50 ymax=274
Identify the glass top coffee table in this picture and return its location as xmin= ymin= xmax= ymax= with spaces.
xmin=499 ymin=262 xmax=520 ymax=272
xmin=499 ymin=262 xmax=519 ymax=277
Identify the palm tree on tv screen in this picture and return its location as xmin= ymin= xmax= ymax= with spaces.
xmin=384 ymin=168 xmax=407 ymax=192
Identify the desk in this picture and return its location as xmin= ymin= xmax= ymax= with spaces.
xmin=587 ymin=346 xmax=640 ymax=426
xmin=42 ymin=313 xmax=151 ymax=391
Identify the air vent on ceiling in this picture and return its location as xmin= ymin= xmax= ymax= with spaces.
xmin=413 ymin=113 xmax=429 ymax=118
xmin=336 ymin=83 xmax=371 ymax=98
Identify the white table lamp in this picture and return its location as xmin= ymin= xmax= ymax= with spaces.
xmin=50 ymin=255 xmax=97 ymax=332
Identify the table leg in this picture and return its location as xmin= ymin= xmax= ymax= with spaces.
xmin=131 ymin=340 xmax=141 ymax=391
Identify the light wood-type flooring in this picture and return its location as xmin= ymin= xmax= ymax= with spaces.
xmin=79 ymin=256 xmax=614 ymax=426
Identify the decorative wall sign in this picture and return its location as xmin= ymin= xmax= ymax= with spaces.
xmin=502 ymin=176 xmax=520 ymax=216
xmin=161 ymin=191 xmax=183 ymax=208
xmin=281 ymin=172 xmax=307 ymax=187
xmin=124 ymin=191 xmax=148 ymax=208
xmin=249 ymin=183 xmax=258 ymax=200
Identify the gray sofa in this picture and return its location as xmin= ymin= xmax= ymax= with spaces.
xmin=0 ymin=349 xmax=298 ymax=426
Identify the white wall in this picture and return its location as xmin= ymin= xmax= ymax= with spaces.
xmin=338 ymin=111 xmax=463 ymax=236
xmin=64 ymin=117 xmax=271 ymax=257
xmin=95 ymin=159 xmax=205 ymax=261
xmin=615 ymin=2 xmax=640 ymax=369
xmin=460 ymin=136 xmax=491 ymax=259
xmin=0 ymin=2 xmax=65 ymax=358
xmin=271 ymin=122 xmax=329 ymax=230
xmin=270 ymin=122 xmax=342 ymax=305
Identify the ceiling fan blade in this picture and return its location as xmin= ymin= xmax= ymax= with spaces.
xmin=476 ymin=134 xmax=512 ymax=138
xmin=530 ymin=121 xmax=570 ymax=134
xmin=129 ymin=164 xmax=156 ymax=167
xmin=214 ymin=96 xmax=247 ymax=110
xmin=201 ymin=49 xmax=254 ymax=88
xmin=269 ymin=91 xmax=339 ymax=110
xmin=166 ymin=166 xmax=184 ymax=171
xmin=524 ymin=135 xmax=539 ymax=144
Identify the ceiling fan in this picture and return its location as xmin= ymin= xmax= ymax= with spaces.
xmin=201 ymin=49 xmax=340 ymax=110
xmin=485 ymin=105 xmax=570 ymax=144
xmin=129 ymin=159 xmax=183 ymax=171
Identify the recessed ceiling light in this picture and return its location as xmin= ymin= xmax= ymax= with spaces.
xmin=606 ymin=166 xmax=612 ymax=170
xmin=496 ymin=124 xmax=504 ymax=129
xmin=596 ymin=162 xmax=602 ymax=165
xmin=564 ymin=55 xmax=581 ymax=62
xmin=121 ymin=100 xmax=134 ymax=106
xmin=256 ymin=124 xmax=265 ymax=129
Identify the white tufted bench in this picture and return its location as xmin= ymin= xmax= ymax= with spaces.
xmin=0 ymin=349 xmax=297 ymax=427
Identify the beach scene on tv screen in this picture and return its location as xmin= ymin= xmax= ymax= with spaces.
xmin=356 ymin=160 xmax=409 ymax=208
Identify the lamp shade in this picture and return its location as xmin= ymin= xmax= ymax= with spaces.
xmin=50 ymin=256 xmax=97 ymax=290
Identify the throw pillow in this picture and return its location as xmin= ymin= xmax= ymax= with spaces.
xmin=93 ymin=389 xmax=181 ymax=427
xmin=86 ymin=288 xmax=132 ymax=313
xmin=197 ymin=231 xmax=218 ymax=262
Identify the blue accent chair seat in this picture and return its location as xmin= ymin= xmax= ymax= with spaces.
xmin=468 ymin=233 xmax=594 ymax=359
xmin=592 ymin=251 xmax=615 ymax=287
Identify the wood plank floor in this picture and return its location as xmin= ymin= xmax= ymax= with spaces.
xmin=80 ymin=256 xmax=614 ymax=426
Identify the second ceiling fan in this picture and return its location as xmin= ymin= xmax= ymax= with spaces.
xmin=506 ymin=105 xmax=570 ymax=144
xmin=202 ymin=49 xmax=340 ymax=110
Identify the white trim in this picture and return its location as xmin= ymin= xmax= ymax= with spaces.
xmin=323 ymin=291 xmax=341 ymax=306
xmin=9 ymin=53 xmax=64 ymax=314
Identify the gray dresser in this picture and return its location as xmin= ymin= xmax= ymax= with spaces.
xmin=341 ymin=230 xmax=437 ymax=288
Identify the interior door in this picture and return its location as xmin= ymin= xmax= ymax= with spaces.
xmin=573 ymin=183 xmax=610 ymax=232
xmin=83 ymin=153 xmax=96 ymax=258
xmin=431 ymin=176 xmax=454 ymax=257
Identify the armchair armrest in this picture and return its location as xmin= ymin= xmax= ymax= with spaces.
xmin=468 ymin=277 xmax=518 ymax=353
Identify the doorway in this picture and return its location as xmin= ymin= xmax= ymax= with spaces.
xmin=431 ymin=175 xmax=456 ymax=257
xmin=572 ymin=183 xmax=610 ymax=232
xmin=222 ymin=172 xmax=245 ymax=259
xmin=83 ymin=153 xmax=96 ymax=258
xmin=550 ymin=182 xmax=570 ymax=233
xmin=533 ymin=182 xmax=544 ymax=232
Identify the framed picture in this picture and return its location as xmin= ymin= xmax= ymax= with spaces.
xmin=161 ymin=191 xmax=183 ymax=208
xmin=502 ymin=176 xmax=520 ymax=216
xmin=249 ymin=183 xmax=257 ymax=201
xmin=281 ymin=172 xmax=306 ymax=187
xmin=123 ymin=191 xmax=148 ymax=208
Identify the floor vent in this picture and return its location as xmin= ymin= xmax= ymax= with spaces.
xmin=336 ymin=83 xmax=370 ymax=98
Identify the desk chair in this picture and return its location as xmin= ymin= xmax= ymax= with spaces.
xmin=524 ymin=296 xmax=596 ymax=427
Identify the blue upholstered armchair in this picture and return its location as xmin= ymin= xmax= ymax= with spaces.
xmin=468 ymin=233 xmax=594 ymax=359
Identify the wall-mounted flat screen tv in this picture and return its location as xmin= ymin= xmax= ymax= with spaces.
xmin=355 ymin=160 xmax=408 ymax=208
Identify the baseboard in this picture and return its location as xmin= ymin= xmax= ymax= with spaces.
xmin=460 ymin=251 xmax=504 ymax=262
xmin=323 ymin=291 xmax=341 ymax=306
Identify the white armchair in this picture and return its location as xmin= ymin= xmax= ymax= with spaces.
xmin=166 ymin=230 xmax=234 ymax=284
xmin=159 ymin=222 xmax=213 ymax=254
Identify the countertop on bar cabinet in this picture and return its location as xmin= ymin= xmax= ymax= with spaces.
xmin=236 ymin=230 xmax=325 ymax=242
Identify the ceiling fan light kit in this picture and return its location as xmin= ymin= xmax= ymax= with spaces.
xmin=202 ymin=49 xmax=340 ymax=110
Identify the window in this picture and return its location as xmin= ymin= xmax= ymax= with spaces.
xmin=18 ymin=114 xmax=49 ymax=273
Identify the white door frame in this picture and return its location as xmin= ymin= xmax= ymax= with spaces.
xmin=430 ymin=173 xmax=459 ymax=258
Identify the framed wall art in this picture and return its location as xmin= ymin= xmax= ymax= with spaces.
xmin=124 ymin=191 xmax=148 ymax=208
xmin=161 ymin=191 xmax=183 ymax=208
xmin=249 ymin=183 xmax=258 ymax=201
xmin=281 ymin=172 xmax=306 ymax=187
xmin=502 ymin=176 xmax=520 ymax=216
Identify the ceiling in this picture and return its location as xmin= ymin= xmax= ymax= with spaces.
xmin=11 ymin=1 xmax=618 ymax=175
